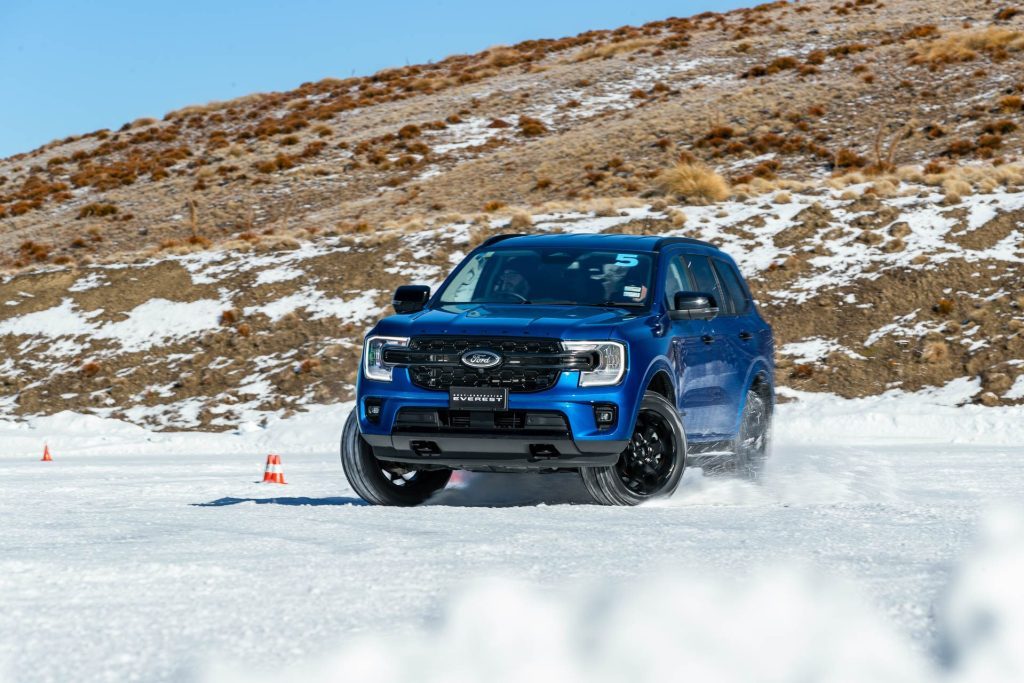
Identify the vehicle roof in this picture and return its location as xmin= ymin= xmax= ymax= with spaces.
xmin=480 ymin=233 xmax=718 ymax=252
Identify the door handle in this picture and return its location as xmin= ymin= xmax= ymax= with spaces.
xmin=701 ymin=335 xmax=714 ymax=345
xmin=738 ymin=331 xmax=753 ymax=341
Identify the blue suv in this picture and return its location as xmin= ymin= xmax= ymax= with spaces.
xmin=342 ymin=233 xmax=774 ymax=506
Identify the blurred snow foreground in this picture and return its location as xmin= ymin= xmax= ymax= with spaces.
xmin=213 ymin=511 xmax=1024 ymax=683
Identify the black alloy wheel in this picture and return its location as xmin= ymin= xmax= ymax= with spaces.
xmin=581 ymin=391 xmax=687 ymax=506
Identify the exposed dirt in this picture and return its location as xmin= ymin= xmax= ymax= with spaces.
xmin=2 ymin=0 xmax=1024 ymax=427
xmin=3 ymin=0 xmax=1024 ymax=266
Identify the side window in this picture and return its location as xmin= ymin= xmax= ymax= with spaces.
xmin=444 ymin=252 xmax=489 ymax=302
xmin=713 ymin=259 xmax=750 ymax=315
xmin=683 ymin=254 xmax=728 ymax=313
xmin=663 ymin=256 xmax=693 ymax=308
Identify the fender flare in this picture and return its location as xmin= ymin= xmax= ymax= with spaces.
xmin=619 ymin=355 xmax=678 ymax=432
xmin=730 ymin=357 xmax=774 ymax=434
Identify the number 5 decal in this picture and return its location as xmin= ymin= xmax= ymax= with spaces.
xmin=615 ymin=253 xmax=639 ymax=267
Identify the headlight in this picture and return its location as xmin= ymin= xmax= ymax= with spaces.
xmin=562 ymin=341 xmax=626 ymax=387
xmin=362 ymin=335 xmax=409 ymax=382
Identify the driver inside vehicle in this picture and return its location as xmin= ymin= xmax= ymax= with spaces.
xmin=489 ymin=255 xmax=532 ymax=299
xmin=493 ymin=265 xmax=530 ymax=300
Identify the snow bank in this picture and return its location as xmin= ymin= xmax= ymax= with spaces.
xmin=209 ymin=508 xmax=1024 ymax=683
xmin=0 ymin=402 xmax=353 ymax=459
xmin=777 ymin=378 xmax=1024 ymax=446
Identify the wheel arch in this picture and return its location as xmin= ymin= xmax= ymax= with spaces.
xmin=645 ymin=368 xmax=675 ymax=403
xmin=617 ymin=357 xmax=679 ymax=441
xmin=638 ymin=357 xmax=677 ymax=406
xmin=730 ymin=360 xmax=775 ymax=434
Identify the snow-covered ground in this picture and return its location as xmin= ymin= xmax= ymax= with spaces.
xmin=1 ymin=385 xmax=1023 ymax=682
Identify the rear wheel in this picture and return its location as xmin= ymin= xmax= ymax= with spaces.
xmin=581 ymin=391 xmax=686 ymax=506
xmin=340 ymin=411 xmax=451 ymax=506
xmin=734 ymin=389 xmax=771 ymax=479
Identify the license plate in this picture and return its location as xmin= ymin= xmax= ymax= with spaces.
xmin=448 ymin=386 xmax=508 ymax=411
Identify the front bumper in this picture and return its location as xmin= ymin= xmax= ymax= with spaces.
xmin=358 ymin=370 xmax=633 ymax=470
xmin=363 ymin=432 xmax=626 ymax=469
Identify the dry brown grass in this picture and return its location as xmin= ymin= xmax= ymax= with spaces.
xmin=508 ymin=211 xmax=532 ymax=229
xmin=571 ymin=38 xmax=657 ymax=62
xmin=900 ymin=162 xmax=1024 ymax=193
xmin=518 ymin=116 xmax=548 ymax=137
xmin=921 ymin=341 xmax=950 ymax=363
xmin=297 ymin=358 xmax=322 ymax=374
xmin=80 ymin=360 xmax=103 ymax=377
xmin=77 ymin=203 xmax=118 ymax=219
xmin=942 ymin=177 xmax=973 ymax=202
xmin=997 ymin=94 xmax=1022 ymax=111
xmin=911 ymin=27 xmax=1024 ymax=65
xmin=654 ymin=161 xmax=730 ymax=203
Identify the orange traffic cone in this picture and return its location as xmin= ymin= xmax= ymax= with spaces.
xmin=261 ymin=454 xmax=286 ymax=484
xmin=41 ymin=444 xmax=53 ymax=462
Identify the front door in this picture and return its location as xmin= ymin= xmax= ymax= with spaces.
xmin=664 ymin=254 xmax=719 ymax=440
xmin=680 ymin=253 xmax=734 ymax=439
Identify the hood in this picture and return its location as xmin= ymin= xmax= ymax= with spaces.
xmin=373 ymin=303 xmax=643 ymax=339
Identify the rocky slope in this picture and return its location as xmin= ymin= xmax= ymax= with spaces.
xmin=1 ymin=0 xmax=1023 ymax=427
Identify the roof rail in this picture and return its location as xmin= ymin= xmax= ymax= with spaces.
xmin=653 ymin=236 xmax=716 ymax=251
xmin=479 ymin=234 xmax=520 ymax=247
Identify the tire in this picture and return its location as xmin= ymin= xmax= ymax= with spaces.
xmin=340 ymin=411 xmax=451 ymax=506
xmin=734 ymin=389 xmax=772 ymax=479
xmin=580 ymin=391 xmax=687 ymax=506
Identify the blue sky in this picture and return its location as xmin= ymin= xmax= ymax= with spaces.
xmin=0 ymin=1 xmax=748 ymax=158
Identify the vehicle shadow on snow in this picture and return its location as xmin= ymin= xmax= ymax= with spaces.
xmin=428 ymin=472 xmax=596 ymax=507
xmin=192 ymin=496 xmax=367 ymax=507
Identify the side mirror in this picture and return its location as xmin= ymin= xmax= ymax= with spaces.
xmin=670 ymin=291 xmax=719 ymax=320
xmin=392 ymin=285 xmax=430 ymax=314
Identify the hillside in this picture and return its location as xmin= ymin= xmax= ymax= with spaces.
xmin=2 ymin=0 xmax=1024 ymax=427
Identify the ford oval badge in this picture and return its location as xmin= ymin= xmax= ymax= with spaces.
xmin=461 ymin=350 xmax=502 ymax=369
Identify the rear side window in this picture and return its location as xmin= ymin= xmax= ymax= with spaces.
xmin=683 ymin=255 xmax=726 ymax=312
xmin=713 ymin=259 xmax=750 ymax=315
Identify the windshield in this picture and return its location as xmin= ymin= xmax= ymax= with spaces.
xmin=437 ymin=247 xmax=655 ymax=308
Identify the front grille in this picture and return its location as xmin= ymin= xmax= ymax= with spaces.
xmin=494 ymin=411 xmax=525 ymax=429
xmin=387 ymin=336 xmax=591 ymax=393
xmin=412 ymin=365 xmax=561 ymax=392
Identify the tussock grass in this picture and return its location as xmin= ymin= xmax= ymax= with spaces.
xmin=654 ymin=162 xmax=730 ymax=203
xmin=507 ymin=211 xmax=532 ymax=229
xmin=571 ymin=38 xmax=657 ymax=62
xmin=921 ymin=341 xmax=950 ymax=363
xmin=911 ymin=27 xmax=1024 ymax=65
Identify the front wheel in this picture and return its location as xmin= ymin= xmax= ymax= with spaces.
xmin=340 ymin=411 xmax=451 ymax=506
xmin=581 ymin=391 xmax=687 ymax=506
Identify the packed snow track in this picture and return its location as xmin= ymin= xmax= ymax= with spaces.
xmin=1 ymin=384 xmax=1023 ymax=682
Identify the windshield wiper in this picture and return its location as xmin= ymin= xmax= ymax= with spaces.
xmin=587 ymin=300 xmax=645 ymax=309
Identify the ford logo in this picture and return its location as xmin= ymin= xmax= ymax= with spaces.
xmin=461 ymin=350 xmax=502 ymax=369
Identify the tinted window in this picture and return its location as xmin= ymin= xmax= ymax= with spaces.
xmin=683 ymin=255 xmax=726 ymax=312
xmin=713 ymin=259 xmax=750 ymax=315
xmin=663 ymin=256 xmax=694 ymax=308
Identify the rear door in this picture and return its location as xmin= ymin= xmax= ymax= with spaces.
xmin=679 ymin=253 xmax=733 ymax=439
xmin=709 ymin=258 xmax=758 ymax=437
